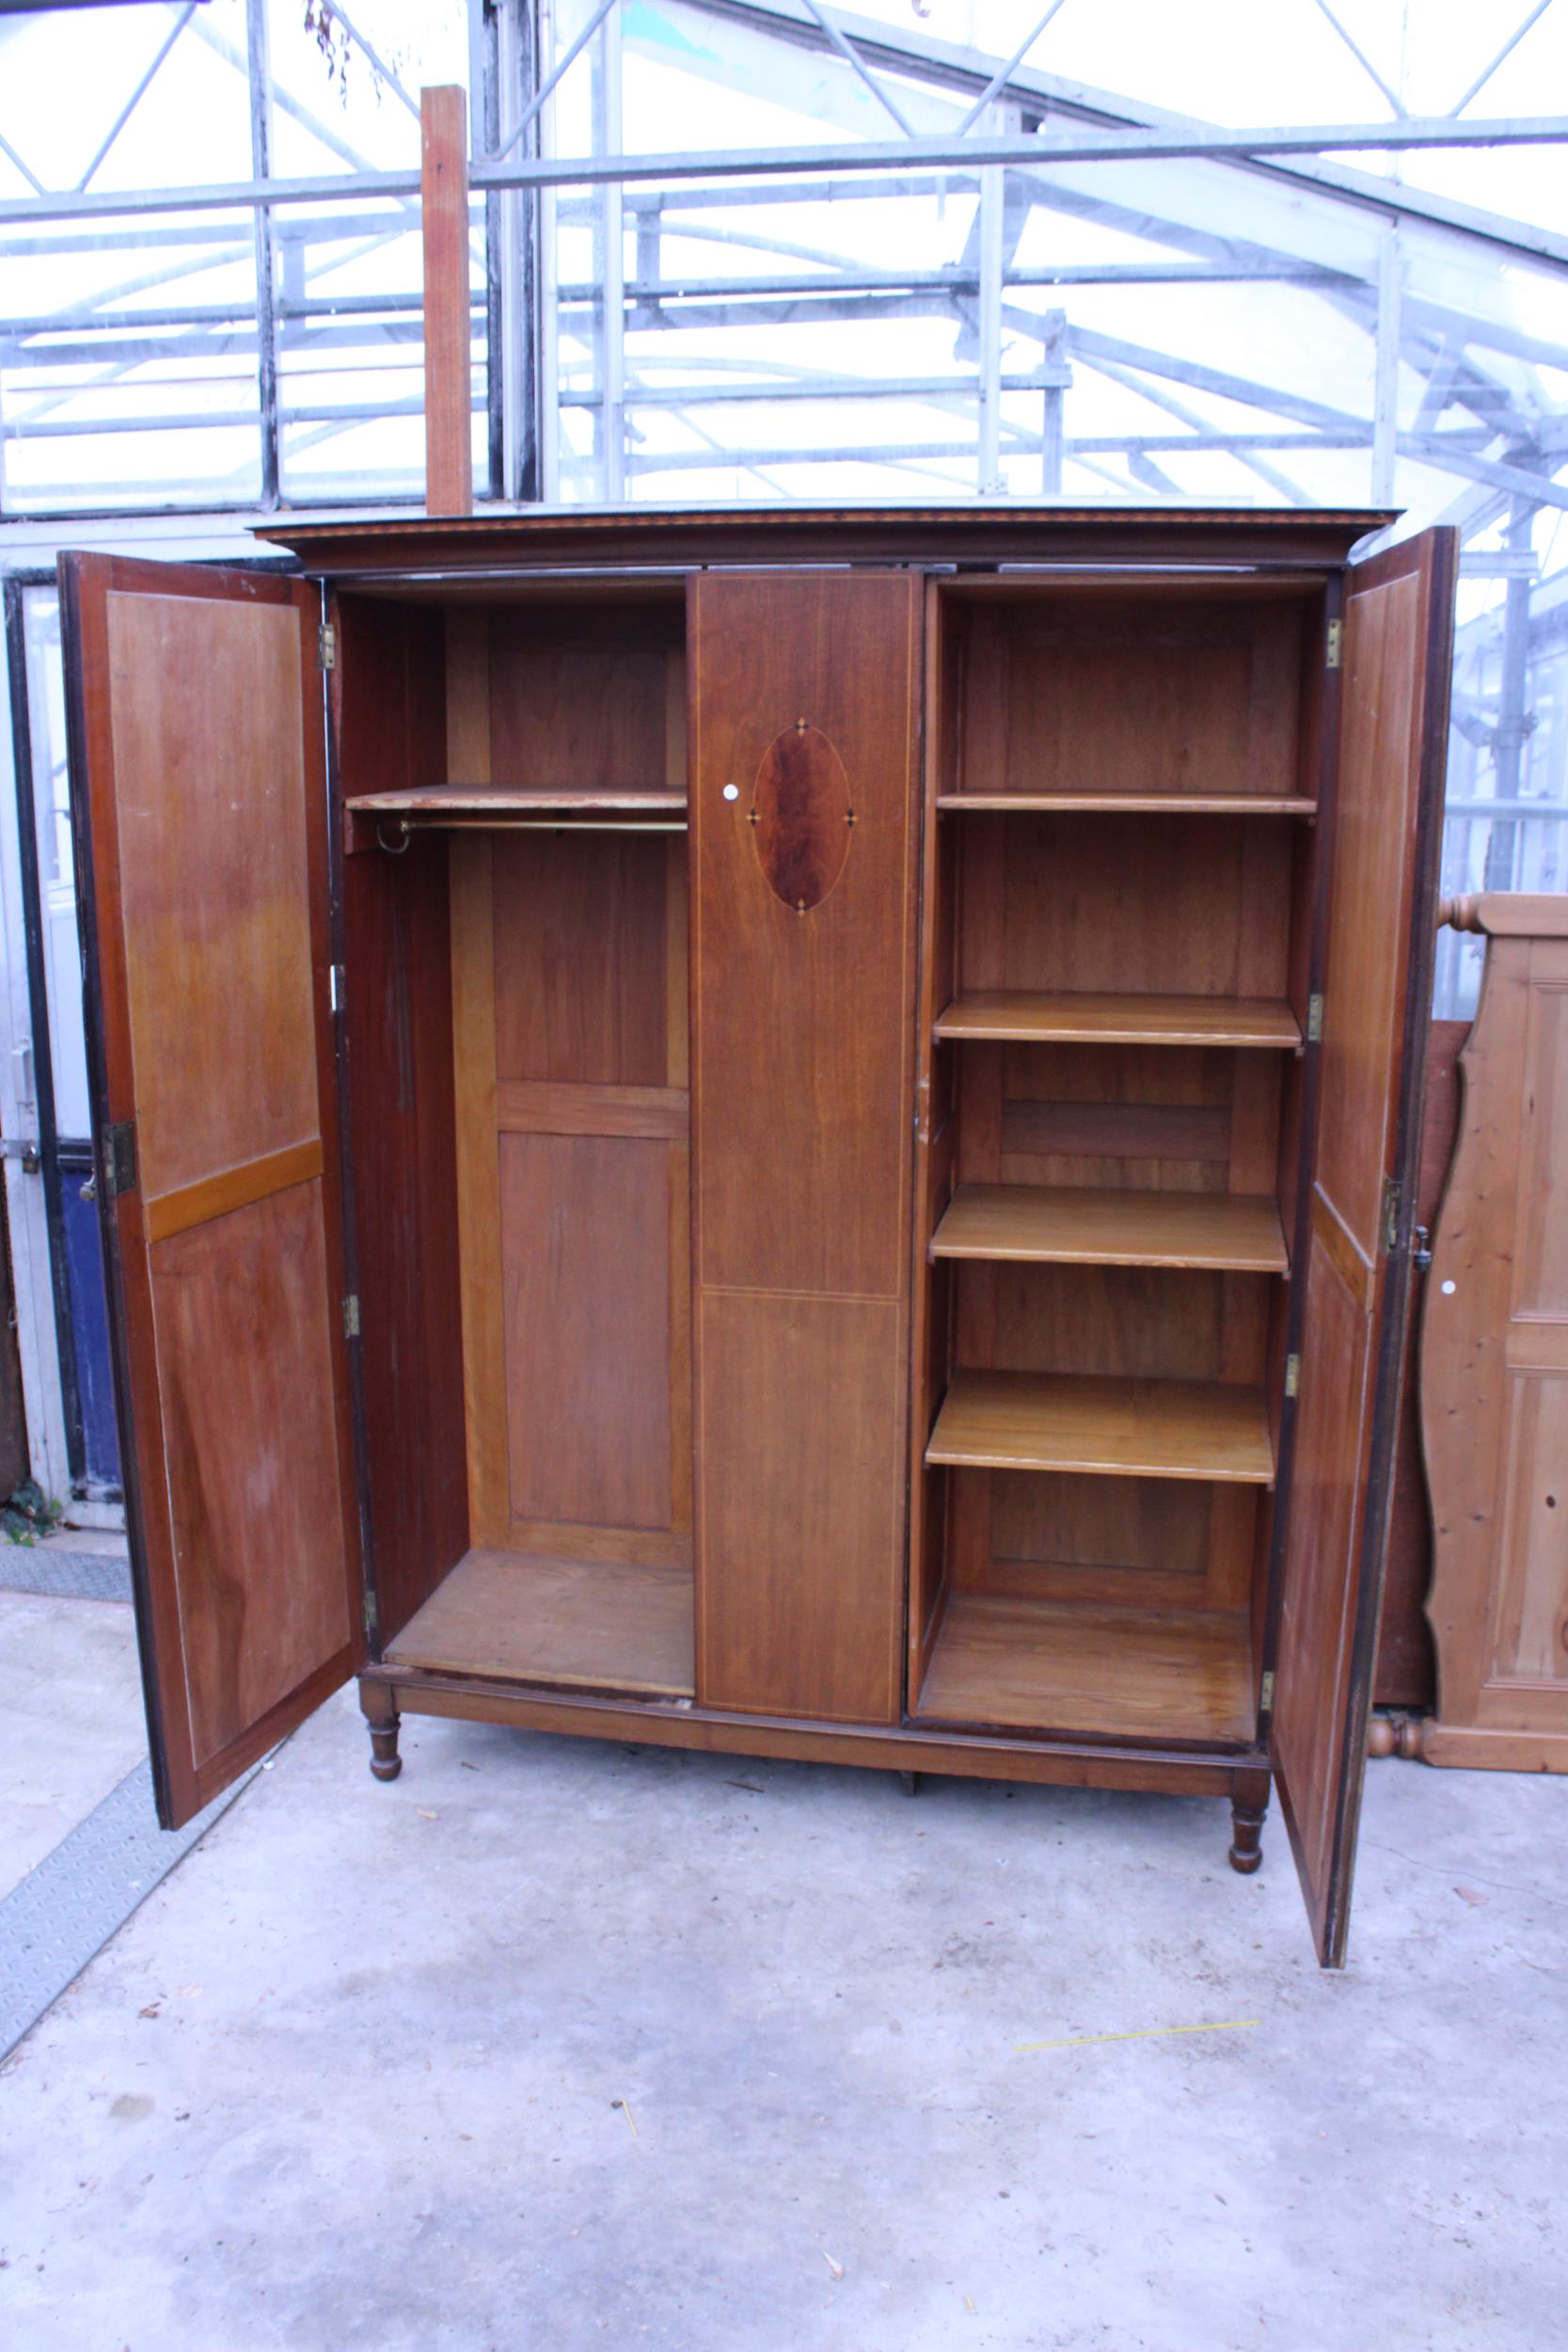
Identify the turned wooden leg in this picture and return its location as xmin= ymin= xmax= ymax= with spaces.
xmin=361 ymin=1681 xmax=403 ymax=1783
xmin=1227 ymin=1769 xmax=1269 ymax=1875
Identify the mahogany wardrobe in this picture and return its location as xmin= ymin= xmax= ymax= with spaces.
xmin=60 ymin=505 xmax=1454 ymax=1967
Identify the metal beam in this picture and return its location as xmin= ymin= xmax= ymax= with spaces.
xmin=798 ymin=0 xmax=914 ymax=137
xmin=497 ymin=0 xmax=541 ymax=502
xmin=953 ymin=0 xmax=1069 ymax=135
xmin=1449 ymin=0 xmax=1557 ymax=115
xmin=492 ymin=0 xmax=618 ymax=162
xmin=325 ymin=0 xmax=424 ymax=124
xmin=76 ymin=5 xmax=198 ymax=194
xmin=245 ymin=0 xmax=278 ymax=509
xmin=687 ymin=0 xmax=1568 ymax=269
xmin=1371 ymin=228 xmax=1400 ymax=503
xmin=1072 ymin=350 xmax=1311 ymax=505
xmin=594 ymin=0 xmax=626 ymax=500
xmin=1484 ymin=500 xmax=1542 ymax=885
xmin=1309 ymin=0 xmax=1406 ymax=119
xmin=0 ymin=127 xmax=44 ymax=199
xmin=4 ymin=112 xmax=1567 ymax=227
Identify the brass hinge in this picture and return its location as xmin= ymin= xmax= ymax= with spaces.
xmin=1307 ymin=992 xmax=1323 ymax=1043
xmin=343 ymin=1293 xmax=360 ymax=1338
xmin=1325 ymin=617 xmax=1343 ymax=669
xmin=1260 ymin=1669 xmax=1275 ymax=1712
xmin=1383 ymin=1176 xmax=1402 ymax=1254
xmin=1284 ymin=1353 xmax=1300 ymax=1400
xmin=103 ymin=1120 xmax=136 ymax=1199
xmin=361 ymin=1587 xmax=378 ymax=1637
xmin=318 ymin=623 xmax=337 ymax=671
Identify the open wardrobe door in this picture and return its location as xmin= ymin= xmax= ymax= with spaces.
xmin=61 ymin=555 xmax=364 ymax=1828
xmin=1271 ymin=528 xmax=1456 ymax=1965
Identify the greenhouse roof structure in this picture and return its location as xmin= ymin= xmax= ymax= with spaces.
xmin=2 ymin=0 xmax=1566 ymax=1011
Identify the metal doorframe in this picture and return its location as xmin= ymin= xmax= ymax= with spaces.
xmin=2 ymin=570 xmax=118 ymax=1505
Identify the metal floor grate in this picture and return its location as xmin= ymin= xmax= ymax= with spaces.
xmin=0 ymin=1757 xmax=258 ymax=2062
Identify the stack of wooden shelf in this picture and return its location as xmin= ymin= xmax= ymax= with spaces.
xmin=908 ymin=581 xmax=1325 ymax=1749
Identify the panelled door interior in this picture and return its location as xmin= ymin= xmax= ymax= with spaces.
xmin=60 ymin=508 xmax=1455 ymax=1966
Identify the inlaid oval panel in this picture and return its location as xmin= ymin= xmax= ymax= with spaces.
xmin=751 ymin=722 xmax=852 ymax=913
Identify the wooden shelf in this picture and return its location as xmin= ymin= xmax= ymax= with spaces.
xmin=931 ymin=1184 xmax=1289 ymax=1273
xmin=385 ymin=1549 xmax=694 ymax=1696
xmin=938 ymin=793 xmax=1317 ymax=817
xmin=347 ymin=783 xmax=687 ymax=829
xmin=926 ymin=1370 xmax=1275 ymax=1485
xmin=934 ymin=990 xmax=1302 ymax=1050
xmin=915 ymin=1592 xmax=1257 ymax=1744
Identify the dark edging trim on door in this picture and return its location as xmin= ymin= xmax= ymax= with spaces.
xmin=1319 ymin=528 xmax=1457 ymax=1968
xmin=56 ymin=556 xmax=173 ymax=1823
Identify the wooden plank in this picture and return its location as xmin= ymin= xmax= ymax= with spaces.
xmin=1273 ymin=1219 xmax=1373 ymax=1887
xmin=931 ymin=1184 xmax=1288 ymax=1273
xmin=492 ymin=832 xmax=670 ymax=1088
xmin=451 ymin=815 xmax=693 ymax=1567
xmin=1412 ymin=1722 xmax=1568 ymax=1772
xmin=500 ymin=1132 xmax=674 ymax=1534
xmin=977 ymin=810 xmax=1291 ymax=1004
xmin=1441 ymin=892 xmax=1568 ymax=939
xmin=939 ymin=794 xmax=1317 ymax=815
xmin=144 ymin=1138 xmax=325 ymax=1245
xmin=1205 ymin=1482 xmax=1260 ymax=1613
xmin=107 ymin=593 xmax=321 ymax=1202
xmin=909 ymin=576 xmax=961 ymax=1700
xmin=664 ymin=834 xmax=689 ymax=1089
xmin=1271 ymin=525 xmax=1454 ymax=1969
xmin=372 ymin=1665 xmax=1249 ymax=1793
xmin=150 ymin=1182 xmax=353 ymax=1766
xmin=1377 ymin=1019 xmax=1466 ymax=1708
xmin=1000 ymin=1094 xmax=1231 ymax=1168
xmin=261 ymin=508 xmax=1389 ymax=579
xmin=420 ymin=85 xmax=473 ymax=517
xmin=65 ymin=554 xmax=362 ymax=1831
xmin=990 ymin=1468 xmax=1209 ymax=1581
xmin=690 ymin=569 xmax=921 ymax=1297
xmin=1227 ymin=1054 xmax=1280 ymax=1195
xmin=489 ymin=602 xmax=684 ymax=787
xmin=449 ymin=835 xmax=509 ymax=1547
xmin=1418 ymin=921 xmax=1568 ymax=1768
xmin=338 ymin=592 xmax=468 ymax=1649
xmin=444 ymin=609 xmax=491 ymax=784
xmin=916 ymin=1592 xmax=1256 ymax=1744
xmin=990 ymin=595 xmax=1303 ymax=803
xmin=937 ymin=990 xmax=1301 ymax=1049
xmin=689 ymin=568 xmax=917 ymax=1727
xmin=697 ymin=1289 xmax=905 ymax=1724
xmin=347 ymin=786 xmax=686 ymax=819
xmin=386 ymin=1548 xmax=694 ymax=1697
xmin=927 ymin=1370 xmax=1275 ymax=1483
xmin=494 ymin=1080 xmax=689 ymax=1140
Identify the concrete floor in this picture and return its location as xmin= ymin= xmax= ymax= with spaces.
xmin=0 ymin=1585 xmax=145 ymax=1898
xmin=0 ymin=1688 xmax=1563 ymax=2352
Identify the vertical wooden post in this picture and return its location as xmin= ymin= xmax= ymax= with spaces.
xmin=421 ymin=84 xmax=473 ymax=516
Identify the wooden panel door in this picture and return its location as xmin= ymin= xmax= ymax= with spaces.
xmin=690 ymin=570 xmax=921 ymax=1721
xmin=1418 ymin=896 xmax=1568 ymax=1770
xmin=1271 ymin=528 xmax=1455 ymax=1965
xmin=61 ymin=555 xmax=361 ymax=1829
